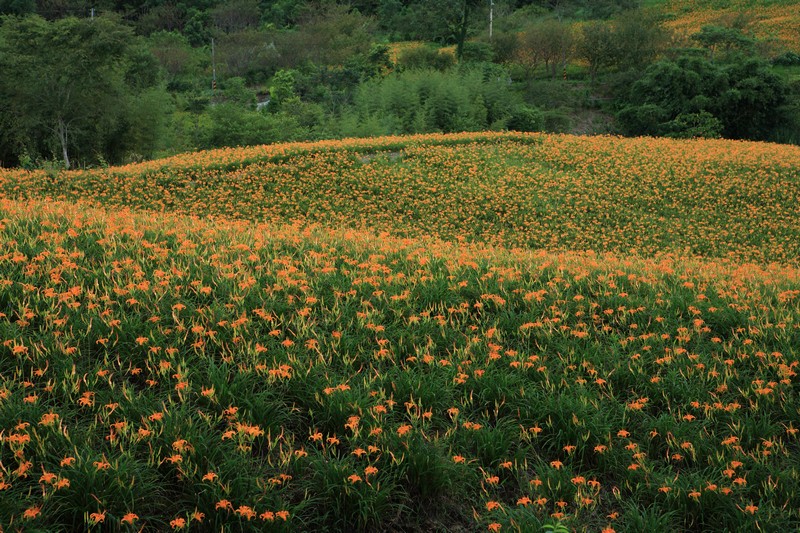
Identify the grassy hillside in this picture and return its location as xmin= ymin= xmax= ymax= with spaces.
xmin=1 ymin=134 xmax=799 ymax=531
xmin=3 ymin=132 xmax=800 ymax=264
xmin=649 ymin=0 xmax=800 ymax=51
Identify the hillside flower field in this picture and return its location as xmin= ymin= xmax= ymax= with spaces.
xmin=0 ymin=133 xmax=799 ymax=531
xmin=656 ymin=0 xmax=800 ymax=51
xmin=3 ymin=132 xmax=800 ymax=263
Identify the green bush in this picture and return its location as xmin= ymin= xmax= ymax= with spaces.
xmin=616 ymin=103 xmax=669 ymax=136
xmin=665 ymin=111 xmax=723 ymax=139
xmin=615 ymin=54 xmax=789 ymax=140
xmin=396 ymin=45 xmax=456 ymax=71
xmin=773 ymin=51 xmax=800 ymax=66
xmin=542 ymin=109 xmax=573 ymax=133
xmin=348 ymin=68 xmax=528 ymax=135
xmin=490 ymin=32 xmax=519 ymax=64
xmin=507 ymin=104 xmax=543 ymax=132
xmin=460 ymin=41 xmax=493 ymax=63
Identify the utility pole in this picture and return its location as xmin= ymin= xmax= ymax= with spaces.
xmin=90 ymin=7 xmax=95 ymax=18
xmin=489 ymin=0 xmax=494 ymax=40
xmin=211 ymin=38 xmax=217 ymax=94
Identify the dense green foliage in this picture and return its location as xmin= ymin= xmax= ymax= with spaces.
xmin=616 ymin=55 xmax=790 ymax=139
xmin=345 ymin=68 xmax=540 ymax=136
xmin=0 ymin=15 xmax=170 ymax=168
xmin=0 ymin=0 xmax=799 ymax=167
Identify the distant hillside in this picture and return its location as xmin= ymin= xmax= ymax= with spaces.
xmin=3 ymin=132 xmax=799 ymax=264
xmin=650 ymin=0 xmax=800 ymax=50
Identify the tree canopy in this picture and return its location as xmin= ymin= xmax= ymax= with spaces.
xmin=0 ymin=15 xmax=168 ymax=167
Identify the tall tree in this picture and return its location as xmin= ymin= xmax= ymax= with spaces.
xmin=519 ymin=18 xmax=574 ymax=78
xmin=692 ymin=25 xmax=755 ymax=62
xmin=0 ymin=14 xmax=163 ymax=167
xmin=577 ymin=20 xmax=614 ymax=83
xmin=456 ymin=0 xmax=483 ymax=60
xmin=616 ymin=54 xmax=787 ymax=140
xmin=612 ymin=9 xmax=668 ymax=71
xmin=279 ymin=4 xmax=375 ymax=66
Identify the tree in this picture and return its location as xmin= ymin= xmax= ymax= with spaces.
xmin=692 ymin=25 xmax=755 ymax=62
xmin=217 ymin=29 xmax=278 ymax=79
xmin=262 ymin=0 xmax=305 ymax=28
xmin=211 ymin=0 xmax=261 ymax=33
xmin=519 ymin=19 xmax=574 ymax=78
xmin=664 ymin=111 xmax=723 ymax=139
xmin=0 ymin=0 xmax=35 ymax=16
xmin=286 ymin=4 xmax=376 ymax=66
xmin=501 ymin=0 xmax=639 ymax=19
xmin=578 ymin=0 xmax=638 ymax=19
xmin=135 ymin=3 xmax=188 ymax=35
xmin=269 ymin=69 xmax=298 ymax=109
xmin=372 ymin=0 xmax=481 ymax=46
xmin=455 ymin=0 xmax=483 ymax=61
xmin=490 ymin=31 xmax=520 ymax=64
xmin=615 ymin=54 xmax=788 ymax=140
xmin=717 ymin=57 xmax=787 ymax=139
xmin=578 ymin=21 xmax=614 ymax=83
xmin=612 ymin=9 xmax=668 ymax=71
xmin=615 ymin=56 xmax=725 ymax=136
xmin=148 ymin=31 xmax=196 ymax=83
xmin=0 ymin=15 xmax=167 ymax=167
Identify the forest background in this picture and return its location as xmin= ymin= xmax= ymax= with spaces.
xmin=1 ymin=0 xmax=799 ymax=169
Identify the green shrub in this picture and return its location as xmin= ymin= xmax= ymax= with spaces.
xmin=542 ymin=109 xmax=573 ymax=133
xmin=507 ymin=104 xmax=543 ymax=132
xmin=773 ymin=51 xmax=800 ymax=66
xmin=460 ymin=41 xmax=493 ymax=63
xmin=615 ymin=55 xmax=789 ymax=140
xmin=396 ymin=45 xmax=455 ymax=71
xmin=349 ymin=68 xmax=524 ymax=135
xmin=665 ymin=111 xmax=723 ymax=139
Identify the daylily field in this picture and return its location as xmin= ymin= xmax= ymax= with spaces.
xmin=655 ymin=0 xmax=800 ymax=52
xmin=0 ymin=132 xmax=799 ymax=531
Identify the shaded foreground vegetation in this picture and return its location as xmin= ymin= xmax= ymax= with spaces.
xmin=0 ymin=134 xmax=799 ymax=531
